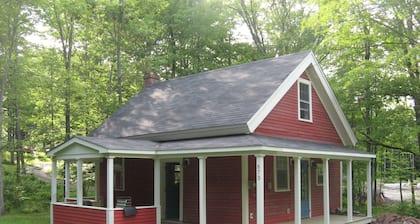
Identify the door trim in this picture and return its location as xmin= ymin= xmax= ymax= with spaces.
xmin=301 ymin=159 xmax=311 ymax=218
xmin=161 ymin=159 xmax=183 ymax=221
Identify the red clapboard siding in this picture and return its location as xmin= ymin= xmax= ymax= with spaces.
xmin=114 ymin=207 xmax=156 ymax=224
xmin=183 ymin=158 xmax=199 ymax=224
xmin=248 ymin=156 xmax=294 ymax=224
xmin=207 ymin=157 xmax=242 ymax=224
xmin=254 ymin=73 xmax=343 ymax=145
xmin=183 ymin=157 xmax=242 ymax=224
xmin=329 ymin=160 xmax=341 ymax=212
xmin=248 ymin=157 xmax=341 ymax=223
xmin=53 ymin=204 xmax=106 ymax=224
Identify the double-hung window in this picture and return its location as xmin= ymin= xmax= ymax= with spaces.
xmin=274 ymin=156 xmax=290 ymax=192
xmin=298 ymin=79 xmax=312 ymax=122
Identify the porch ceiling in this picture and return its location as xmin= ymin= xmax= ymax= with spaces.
xmin=48 ymin=135 xmax=375 ymax=160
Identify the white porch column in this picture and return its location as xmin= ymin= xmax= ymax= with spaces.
xmin=294 ymin=157 xmax=301 ymax=224
xmin=198 ymin=156 xmax=207 ymax=224
xmin=255 ymin=154 xmax=265 ymax=224
xmin=366 ymin=160 xmax=372 ymax=218
xmin=154 ymin=159 xmax=161 ymax=224
xmin=76 ymin=159 xmax=83 ymax=206
xmin=241 ymin=156 xmax=249 ymax=224
xmin=347 ymin=160 xmax=353 ymax=222
xmin=323 ymin=159 xmax=330 ymax=224
xmin=50 ymin=159 xmax=57 ymax=224
xmin=64 ymin=161 xmax=70 ymax=200
xmin=340 ymin=161 xmax=343 ymax=210
xmin=107 ymin=157 xmax=115 ymax=224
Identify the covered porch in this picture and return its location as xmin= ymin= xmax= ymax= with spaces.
xmin=47 ymin=135 xmax=375 ymax=224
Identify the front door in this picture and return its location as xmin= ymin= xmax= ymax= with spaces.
xmin=301 ymin=160 xmax=310 ymax=218
xmin=165 ymin=163 xmax=181 ymax=220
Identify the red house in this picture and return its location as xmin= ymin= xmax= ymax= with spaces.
xmin=47 ymin=51 xmax=375 ymax=224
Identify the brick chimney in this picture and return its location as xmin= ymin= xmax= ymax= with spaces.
xmin=143 ymin=72 xmax=160 ymax=88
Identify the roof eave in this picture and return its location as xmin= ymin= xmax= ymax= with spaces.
xmin=128 ymin=124 xmax=251 ymax=141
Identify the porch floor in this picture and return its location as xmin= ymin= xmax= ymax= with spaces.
xmin=282 ymin=215 xmax=373 ymax=224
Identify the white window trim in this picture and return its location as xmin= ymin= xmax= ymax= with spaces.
xmin=316 ymin=163 xmax=323 ymax=186
xmin=274 ymin=156 xmax=290 ymax=192
xmin=298 ymin=79 xmax=313 ymax=122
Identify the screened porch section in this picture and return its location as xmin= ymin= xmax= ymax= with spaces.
xmin=50 ymin=157 xmax=160 ymax=224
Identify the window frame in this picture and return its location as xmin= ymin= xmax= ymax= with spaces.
xmin=114 ymin=158 xmax=125 ymax=191
xmin=298 ymin=79 xmax=313 ymax=122
xmin=274 ymin=156 xmax=290 ymax=192
xmin=315 ymin=163 xmax=323 ymax=186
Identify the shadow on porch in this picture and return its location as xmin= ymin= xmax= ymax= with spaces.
xmin=282 ymin=215 xmax=373 ymax=224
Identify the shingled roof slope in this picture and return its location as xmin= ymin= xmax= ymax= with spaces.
xmin=90 ymin=51 xmax=312 ymax=140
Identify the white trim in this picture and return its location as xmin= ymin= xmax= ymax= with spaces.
xmin=198 ymin=156 xmax=207 ymax=224
xmin=154 ymin=159 xmax=161 ymax=224
xmin=247 ymin=53 xmax=314 ymax=133
xmin=255 ymin=154 xmax=265 ymax=224
xmin=347 ymin=160 xmax=353 ymax=222
xmin=107 ymin=157 xmax=115 ymax=224
xmin=340 ymin=161 xmax=343 ymax=210
xmin=76 ymin=160 xmax=83 ymax=206
xmin=274 ymin=156 xmax=290 ymax=192
xmin=315 ymin=163 xmax=323 ymax=186
xmin=306 ymin=54 xmax=357 ymax=146
xmin=161 ymin=159 xmax=183 ymax=221
xmin=298 ymin=79 xmax=313 ymax=122
xmin=241 ymin=156 xmax=249 ymax=224
xmin=154 ymin=146 xmax=376 ymax=160
xmin=50 ymin=160 xmax=57 ymax=224
xmin=294 ymin=157 xmax=302 ymax=224
xmin=367 ymin=160 xmax=372 ymax=218
xmin=323 ymin=159 xmax=330 ymax=224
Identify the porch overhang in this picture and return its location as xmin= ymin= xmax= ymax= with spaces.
xmin=47 ymin=135 xmax=374 ymax=161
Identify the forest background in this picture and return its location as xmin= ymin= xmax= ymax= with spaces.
xmin=0 ymin=0 xmax=418 ymax=219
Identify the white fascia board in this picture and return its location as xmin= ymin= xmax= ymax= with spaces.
xmin=47 ymin=137 xmax=107 ymax=157
xmin=306 ymin=53 xmax=357 ymax=146
xmin=155 ymin=146 xmax=375 ymax=160
xmin=247 ymin=53 xmax=315 ymax=133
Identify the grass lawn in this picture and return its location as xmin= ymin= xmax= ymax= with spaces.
xmin=0 ymin=212 xmax=49 ymax=224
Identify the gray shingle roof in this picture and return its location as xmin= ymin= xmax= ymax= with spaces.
xmin=91 ymin=51 xmax=312 ymax=139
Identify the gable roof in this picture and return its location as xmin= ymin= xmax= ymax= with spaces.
xmin=91 ymin=50 xmax=356 ymax=146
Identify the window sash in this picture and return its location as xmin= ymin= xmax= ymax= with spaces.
xmin=274 ymin=156 xmax=290 ymax=192
xmin=298 ymin=79 xmax=312 ymax=121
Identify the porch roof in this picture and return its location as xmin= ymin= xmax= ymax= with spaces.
xmin=48 ymin=135 xmax=374 ymax=160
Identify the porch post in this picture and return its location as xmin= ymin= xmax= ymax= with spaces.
xmin=323 ymin=159 xmax=330 ymax=224
xmin=255 ymin=154 xmax=265 ymax=224
xmin=76 ymin=159 xmax=83 ymax=206
xmin=367 ymin=160 xmax=372 ymax=218
xmin=340 ymin=161 xmax=343 ymax=210
xmin=64 ymin=161 xmax=70 ymax=200
xmin=347 ymin=160 xmax=353 ymax=222
xmin=294 ymin=157 xmax=301 ymax=224
xmin=154 ymin=159 xmax=161 ymax=224
xmin=50 ymin=159 xmax=57 ymax=224
xmin=198 ymin=156 xmax=207 ymax=224
xmin=241 ymin=155 xmax=249 ymax=224
xmin=107 ymin=157 xmax=115 ymax=224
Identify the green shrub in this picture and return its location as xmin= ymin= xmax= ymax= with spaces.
xmin=3 ymin=164 xmax=51 ymax=213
